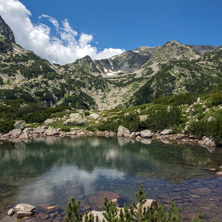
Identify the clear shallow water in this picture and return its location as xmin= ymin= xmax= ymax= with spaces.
xmin=0 ymin=137 xmax=222 ymax=221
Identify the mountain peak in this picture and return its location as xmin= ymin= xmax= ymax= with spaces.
xmin=164 ymin=40 xmax=183 ymax=47
xmin=0 ymin=15 xmax=15 ymax=43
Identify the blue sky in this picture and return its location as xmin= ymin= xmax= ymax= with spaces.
xmin=1 ymin=0 xmax=222 ymax=64
xmin=20 ymin=0 xmax=222 ymax=48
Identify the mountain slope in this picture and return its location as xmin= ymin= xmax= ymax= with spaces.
xmin=1 ymin=16 xmax=222 ymax=112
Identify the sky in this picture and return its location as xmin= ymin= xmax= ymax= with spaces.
xmin=0 ymin=0 xmax=222 ymax=65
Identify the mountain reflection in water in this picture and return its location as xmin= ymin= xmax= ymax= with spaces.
xmin=0 ymin=137 xmax=222 ymax=221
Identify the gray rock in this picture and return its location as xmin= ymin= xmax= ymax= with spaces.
xmin=139 ymin=115 xmax=147 ymax=122
xmin=89 ymin=113 xmax=100 ymax=120
xmin=33 ymin=128 xmax=46 ymax=134
xmin=208 ymin=116 xmax=216 ymax=122
xmin=8 ymin=129 xmax=22 ymax=138
xmin=140 ymin=130 xmax=153 ymax=138
xmin=63 ymin=113 xmax=86 ymax=126
xmin=44 ymin=119 xmax=54 ymax=124
xmin=117 ymin=125 xmax=130 ymax=137
xmin=160 ymin=129 xmax=172 ymax=135
xmin=7 ymin=208 xmax=15 ymax=216
xmin=130 ymin=132 xmax=136 ymax=139
xmin=199 ymin=138 xmax=216 ymax=147
xmin=15 ymin=203 xmax=35 ymax=213
xmin=44 ymin=129 xmax=60 ymax=136
xmin=136 ymin=199 xmax=158 ymax=211
xmin=14 ymin=120 xmax=26 ymax=129
xmin=85 ymin=211 xmax=106 ymax=222
xmin=117 ymin=125 xmax=130 ymax=134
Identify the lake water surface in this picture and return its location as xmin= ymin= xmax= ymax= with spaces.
xmin=0 ymin=137 xmax=222 ymax=221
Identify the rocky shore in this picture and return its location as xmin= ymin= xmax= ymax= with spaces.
xmin=0 ymin=124 xmax=218 ymax=151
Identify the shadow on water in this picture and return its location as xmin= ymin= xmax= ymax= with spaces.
xmin=0 ymin=137 xmax=222 ymax=220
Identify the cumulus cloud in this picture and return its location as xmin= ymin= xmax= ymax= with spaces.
xmin=0 ymin=0 xmax=124 ymax=65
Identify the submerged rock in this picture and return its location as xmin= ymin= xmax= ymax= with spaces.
xmin=16 ymin=211 xmax=34 ymax=219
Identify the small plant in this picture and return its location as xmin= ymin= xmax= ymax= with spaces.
xmin=65 ymin=197 xmax=82 ymax=222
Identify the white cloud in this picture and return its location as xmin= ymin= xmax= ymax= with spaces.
xmin=0 ymin=0 xmax=124 ymax=65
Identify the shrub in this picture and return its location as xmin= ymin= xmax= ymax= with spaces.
xmin=0 ymin=119 xmax=15 ymax=133
xmin=65 ymin=185 xmax=203 ymax=222
xmin=84 ymin=111 xmax=90 ymax=116
xmin=211 ymin=93 xmax=222 ymax=106
xmin=140 ymin=107 xmax=182 ymax=131
xmin=187 ymin=118 xmax=222 ymax=144
xmin=120 ymin=113 xmax=140 ymax=132
xmin=97 ymin=119 xmax=120 ymax=132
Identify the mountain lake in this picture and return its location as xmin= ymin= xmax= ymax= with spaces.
xmin=0 ymin=137 xmax=222 ymax=221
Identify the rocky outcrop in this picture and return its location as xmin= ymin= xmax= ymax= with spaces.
xmin=63 ymin=113 xmax=86 ymax=126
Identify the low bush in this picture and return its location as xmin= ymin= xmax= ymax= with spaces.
xmin=140 ymin=107 xmax=182 ymax=132
xmin=0 ymin=119 xmax=15 ymax=133
xmin=187 ymin=118 xmax=222 ymax=144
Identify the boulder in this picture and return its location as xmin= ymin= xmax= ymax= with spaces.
xmin=14 ymin=120 xmax=26 ymax=129
xmin=7 ymin=208 xmax=15 ymax=216
xmin=33 ymin=128 xmax=46 ymax=135
xmin=77 ymin=132 xmax=85 ymax=136
xmin=117 ymin=125 xmax=130 ymax=137
xmin=109 ymin=132 xmax=116 ymax=137
xmin=136 ymin=199 xmax=158 ymax=212
xmin=44 ymin=119 xmax=54 ymax=125
xmin=9 ymin=129 xmax=22 ymax=138
xmin=130 ymin=132 xmax=136 ymax=139
xmin=160 ymin=129 xmax=172 ymax=135
xmin=199 ymin=138 xmax=216 ymax=147
xmin=44 ymin=129 xmax=60 ymax=136
xmin=139 ymin=115 xmax=147 ymax=122
xmin=15 ymin=203 xmax=35 ymax=213
xmin=85 ymin=211 xmax=106 ymax=222
xmin=63 ymin=113 xmax=86 ymax=126
xmin=89 ymin=113 xmax=99 ymax=120
xmin=140 ymin=130 xmax=153 ymax=138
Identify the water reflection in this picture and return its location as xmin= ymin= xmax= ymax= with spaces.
xmin=0 ymin=137 xmax=222 ymax=220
